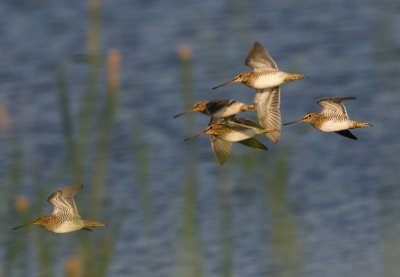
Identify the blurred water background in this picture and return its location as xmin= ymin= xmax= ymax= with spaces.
xmin=0 ymin=0 xmax=399 ymax=276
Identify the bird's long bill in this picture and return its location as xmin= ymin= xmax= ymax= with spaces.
xmin=283 ymin=118 xmax=303 ymax=126
xmin=12 ymin=220 xmax=37 ymax=230
xmin=212 ymin=79 xmax=235 ymax=90
xmin=173 ymin=110 xmax=191 ymax=118
xmin=184 ymin=131 xmax=204 ymax=141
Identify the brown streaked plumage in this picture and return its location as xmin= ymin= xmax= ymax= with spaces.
xmin=212 ymin=42 xmax=306 ymax=143
xmin=12 ymin=184 xmax=106 ymax=233
xmin=253 ymin=86 xmax=281 ymax=143
xmin=212 ymin=41 xmax=305 ymax=90
xmin=207 ymin=117 xmax=268 ymax=165
xmin=184 ymin=117 xmax=278 ymax=142
xmin=284 ymin=97 xmax=373 ymax=140
xmin=175 ymin=99 xmax=264 ymax=165
xmin=173 ymin=99 xmax=255 ymax=119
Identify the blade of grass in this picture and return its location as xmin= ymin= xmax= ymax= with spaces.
xmin=176 ymin=45 xmax=204 ymax=277
xmin=76 ymin=0 xmax=102 ymax=166
xmin=218 ymin=166 xmax=233 ymax=277
xmin=177 ymin=165 xmax=203 ymax=277
xmin=56 ymin=65 xmax=82 ymax=179
xmin=131 ymin=103 xmax=157 ymax=267
xmin=90 ymin=49 xmax=120 ymax=214
xmin=83 ymin=50 xmax=120 ymax=277
xmin=265 ymin=144 xmax=304 ymax=277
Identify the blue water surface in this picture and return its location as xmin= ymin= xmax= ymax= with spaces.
xmin=0 ymin=0 xmax=399 ymax=276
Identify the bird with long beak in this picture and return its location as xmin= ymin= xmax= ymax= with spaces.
xmin=173 ymin=99 xmax=255 ymax=119
xmin=175 ymin=99 xmax=263 ymax=164
xmin=203 ymin=117 xmax=272 ymax=164
xmin=212 ymin=42 xmax=306 ymax=143
xmin=185 ymin=117 xmax=278 ymax=142
xmin=212 ymin=41 xmax=305 ymax=90
xmin=184 ymin=117 xmax=278 ymax=165
xmin=12 ymin=184 xmax=106 ymax=233
xmin=284 ymin=97 xmax=373 ymax=140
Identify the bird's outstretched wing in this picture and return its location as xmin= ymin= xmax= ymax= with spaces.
xmin=245 ymin=41 xmax=278 ymax=72
xmin=254 ymin=87 xmax=281 ymax=143
xmin=210 ymin=136 xmax=232 ymax=165
xmin=208 ymin=117 xmax=232 ymax=165
xmin=48 ymin=184 xmax=83 ymax=218
xmin=317 ymin=97 xmax=355 ymax=117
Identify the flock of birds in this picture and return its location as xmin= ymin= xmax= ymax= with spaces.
xmin=175 ymin=41 xmax=373 ymax=165
xmin=11 ymin=41 xmax=373 ymax=234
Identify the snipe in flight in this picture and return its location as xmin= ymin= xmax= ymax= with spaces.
xmin=12 ymin=184 xmax=106 ymax=233
xmin=185 ymin=117 xmax=276 ymax=164
xmin=173 ymin=99 xmax=255 ymax=119
xmin=284 ymin=97 xmax=373 ymax=140
xmin=206 ymin=117 xmax=269 ymax=165
xmin=212 ymin=41 xmax=305 ymax=90
xmin=185 ymin=117 xmax=278 ymax=143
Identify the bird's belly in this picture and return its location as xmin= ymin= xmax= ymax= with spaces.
xmin=252 ymin=74 xmax=284 ymax=89
xmin=213 ymin=104 xmax=241 ymax=118
xmin=53 ymin=220 xmax=84 ymax=233
xmin=222 ymin=131 xmax=255 ymax=142
xmin=319 ymin=120 xmax=352 ymax=132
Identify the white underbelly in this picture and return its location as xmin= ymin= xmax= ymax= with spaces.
xmin=222 ymin=130 xmax=257 ymax=142
xmin=213 ymin=103 xmax=242 ymax=118
xmin=253 ymin=74 xmax=285 ymax=89
xmin=319 ymin=120 xmax=352 ymax=132
xmin=53 ymin=220 xmax=84 ymax=233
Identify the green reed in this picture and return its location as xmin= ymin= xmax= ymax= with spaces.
xmin=125 ymin=42 xmax=158 ymax=271
xmin=131 ymin=93 xmax=157 ymax=269
xmin=1 ymin=106 xmax=26 ymax=277
xmin=217 ymin=166 xmax=233 ymax=277
xmin=56 ymin=66 xmax=81 ymax=178
xmin=176 ymin=45 xmax=204 ymax=277
xmin=265 ymin=145 xmax=304 ymax=277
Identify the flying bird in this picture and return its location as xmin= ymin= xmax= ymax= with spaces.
xmin=12 ymin=184 xmax=106 ymax=233
xmin=284 ymin=97 xmax=373 ymax=140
